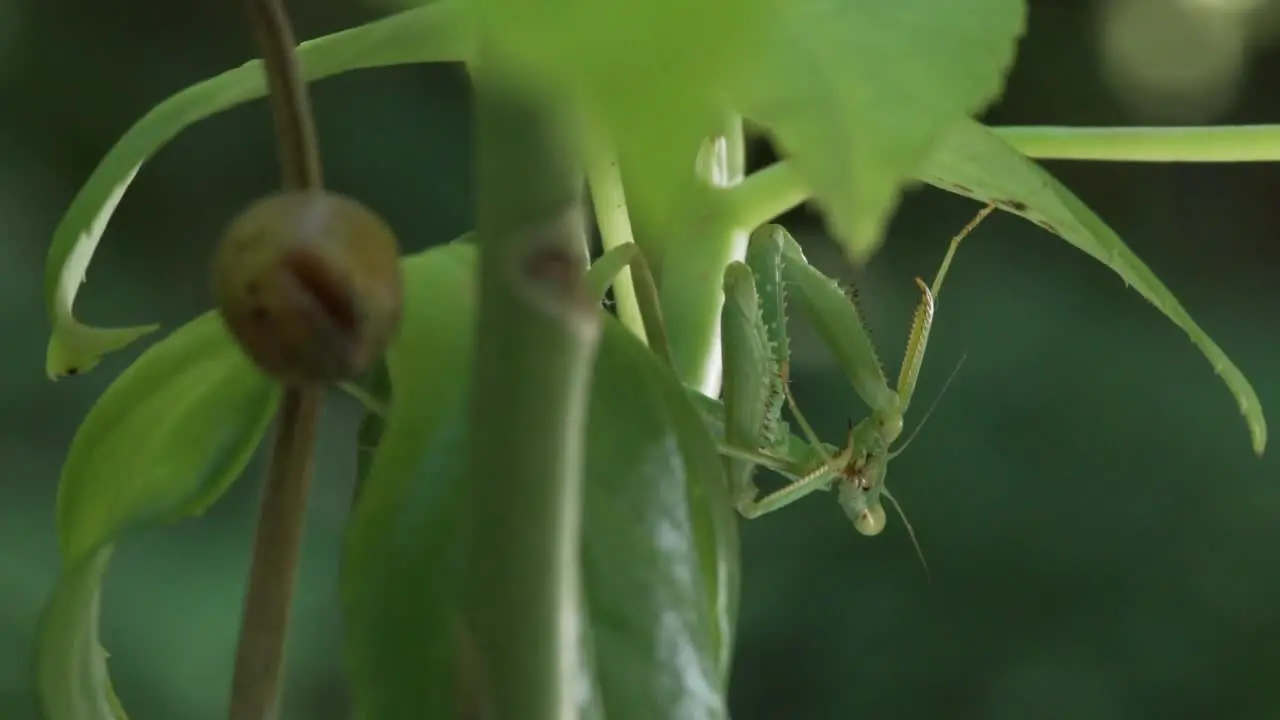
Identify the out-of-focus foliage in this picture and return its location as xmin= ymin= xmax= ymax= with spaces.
xmin=3 ymin=0 xmax=1279 ymax=718
xmin=35 ymin=310 xmax=278 ymax=719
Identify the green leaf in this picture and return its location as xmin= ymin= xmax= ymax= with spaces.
xmin=55 ymin=312 xmax=281 ymax=560
xmin=351 ymin=360 xmax=392 ymax=508
xmin=342 ymin=245 xmax=477 ymax=717
xmin=919 ymin=119 xmax=1267 ymax=456
xmin=33 ymin=549 xmax=128 ymax=720
xmin=737 ymin=0 xmax=1026 ymax=261
xmin=586 ymin=314 xmax=740 ymax=706
xmin=479 ymin=0 xmax=770 ymax=251
xmin=343 ymin=241 xmax=738 ymax=717
xmin=43 ymin=1 xmax=471 ymax=378
xmin=477 ymin=0 xmax=755 ymax=88
xmin=35 ymin=311 xmax=280 ymax=719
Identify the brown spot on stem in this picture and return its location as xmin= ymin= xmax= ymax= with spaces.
xmin=524 ymin=247 xmax=584 ymax=291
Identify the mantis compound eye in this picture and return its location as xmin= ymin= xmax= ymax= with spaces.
xmin=880 ymin=413 xmax=904 ymax=445
xmin=212 ymin=190 xmax=403 ymax=385
xmin=852 ymin=502 xmax=886 ymax=536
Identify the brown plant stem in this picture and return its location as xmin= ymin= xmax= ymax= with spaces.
xmin=228 ymin=0 xmax=325 ymax=718
xmin=228 ymin=388 xmax=322 ymax=720
xmin=246 ymin=0 xmax=322 ymax=190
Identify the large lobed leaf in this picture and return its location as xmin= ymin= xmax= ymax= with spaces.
xmin=477 ymin=0 xmax=765 ymax=243
xmin=35 ymin=313 xmax=280 ymax=719
xmin=919 ymin=119 xmax=1266 ymax=455
xmin=737 ymin=0 xmax=1027 ymax=261
xmin=342 ymin=241 xmax=739 ymax=718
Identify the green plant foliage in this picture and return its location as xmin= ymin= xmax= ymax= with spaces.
xmin=33 ymin=550 xmax=128 ymax=720
xmin=34 ymin=311 xmax=280 ymax=719
xmin=919 ymin=119 xmax=1267 ymax=455
xmin=32 ymin=2 xmax=1272 ymax=715
xmin=478 ymin=0 xmax=757 ymax=89
xmin=42 ymin=1 xmax=1036 ymax=382
xmin=41 ymin=1 xmax=470 ymax=379
xmin=342 ymin=241 xmax=739 ymax=718
xmin=340 ymin=245 xmax=475 ymax=716
xmin=738 ymin=0 xmax=1026 ymax=260
xmin=479 ymin=0 xmax=760 ymax=253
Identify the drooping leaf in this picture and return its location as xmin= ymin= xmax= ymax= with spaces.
xmin=342 ymin=241 xmax=738 ymax=717
xmin=919 ymin=118 xmax=1267 ymax=456
xmin=33 ymin=549 xmax=128 ymax=720
xmin=55 ymin=313 xmax=281 ymax=560
xmin=43 ymin=1 xmax=471 ymax=378
xmin=737 ymin=0 xmax=1027 ymax=261
xmin=35 ymin=311 xmax=280 ymax=719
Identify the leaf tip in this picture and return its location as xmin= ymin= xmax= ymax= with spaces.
xmin=46 ymin=322 xmax=161 ymax=380
xmin=1250 ymin=415 xmax=1267 ymax=458
xmin=838 ymin=207 xmax=892 ymax=265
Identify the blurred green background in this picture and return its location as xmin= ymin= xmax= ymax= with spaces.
xmin=3 ymin=0 xmax=1279 ymax=717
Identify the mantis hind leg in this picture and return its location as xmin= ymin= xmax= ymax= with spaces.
xmin=779 ymin=358 xmax=831 ymax=465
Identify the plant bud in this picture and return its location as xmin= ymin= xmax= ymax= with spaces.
xmin=212 ymin=190 xmax=403 ymax=385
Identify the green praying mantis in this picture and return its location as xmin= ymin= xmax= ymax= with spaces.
xmin=588 ymin=204 xmax=995 ymax=567
xmin=346 ymin=204 xmax=993 ymax=563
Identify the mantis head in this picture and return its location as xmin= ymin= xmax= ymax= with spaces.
xmin=838 ymin=413 xmax=931 ymax=577
xmin=837 ymin=452 xmax=888 ymax=536
xmin=834 ymin=416 xmax=894 ymax=536
xmin=828 ymin=205 xmax=992 ymax=576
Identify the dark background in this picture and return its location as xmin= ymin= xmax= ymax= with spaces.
xmin=3 ymin=0 xmax=1279 ymax=717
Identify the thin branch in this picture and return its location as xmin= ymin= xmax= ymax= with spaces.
xmin=228 ymin=0 xmax=326 ymax=718
xmin=228 ymin=388 xmax=322 ymax=720
xmin=585 ymin=133 xmax=647 ymax=344
xmin=246 ymin=0 xmax=322 ymax=190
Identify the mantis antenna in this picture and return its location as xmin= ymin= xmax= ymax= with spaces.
xmin=881 ymin=488 xmax=930 ymax=581
xmin=887 ymin=352 xmax=966 ymax=461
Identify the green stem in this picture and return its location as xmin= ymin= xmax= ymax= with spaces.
xmin=583 ymin=244 xmax=674 ymax=369
xmin=994 ymin=124 xmax=1280 ymax=162
xmin=585 ymin=134 xmax=648 ymax=344
xmin=660 ymin=118 xmax=749 ymax=397
xmin=718 ymin=160 xmax=810 ymax=235
xmin=712 ymin=123 xmax=1280 ymax=247
xmin=464 ymin=68 xmax=599 ymax=720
